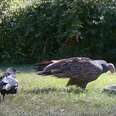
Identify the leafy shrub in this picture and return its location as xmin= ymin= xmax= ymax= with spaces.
xmin=0 ymin=0 xmax=116 ymax=63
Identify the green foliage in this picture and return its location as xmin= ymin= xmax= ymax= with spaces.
xmin=0 ymin=0 xmax=116 ymax=63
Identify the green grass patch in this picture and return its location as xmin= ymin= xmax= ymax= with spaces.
xmin=0 ymin=66 xmax=116 ymax=116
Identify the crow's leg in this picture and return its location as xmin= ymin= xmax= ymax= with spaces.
xmin=0 ymin=94 xmax=1 ymax=103
xmin=0 ymin=94 xmax=5 ymax=103
xmin=2 ymin=94 xmax=5 ymax=102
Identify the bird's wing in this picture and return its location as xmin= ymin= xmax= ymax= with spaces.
xmin=38 ymin=57 xmax=103 ymax=80
xmin=63 ymin=59 xmax=102 ymax=81
xmin=40 ymin=57 xmax=90 ymax=77
xmin=37 ymin=59 xmax=72 ymax=78
xmin=70 ymin=60 xmax=103 ymax=81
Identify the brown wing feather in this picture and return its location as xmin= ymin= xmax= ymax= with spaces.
xmin=38 ymin=57 xmax=102 ymax=81
xmin=49 ymin=58 xmax=102 ymax=81
xmin=69 ymin=60 xmax=103 ymax=81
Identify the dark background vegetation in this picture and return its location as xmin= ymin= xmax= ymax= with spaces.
xmin=0 ymin=0 xmax=116 ymax=64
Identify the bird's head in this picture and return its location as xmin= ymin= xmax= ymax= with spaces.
xmin=107 ymin=63 xmax=115 ymax=73
xmin=6 ymin=67 xmax=16 ymax=75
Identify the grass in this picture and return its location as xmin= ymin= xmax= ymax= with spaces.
xmin=0 ymin=65 xmax=116 ymax=116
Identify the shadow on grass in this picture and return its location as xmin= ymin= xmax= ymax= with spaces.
xmin=25 ymin=87 xmax=85 ymax=94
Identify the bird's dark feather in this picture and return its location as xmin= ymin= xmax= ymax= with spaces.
xmin=36 ymin=57 xmax=113 ymax=89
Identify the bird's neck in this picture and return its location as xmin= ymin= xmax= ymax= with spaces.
xmin=101 ymin=64 xmax=108 ymax=73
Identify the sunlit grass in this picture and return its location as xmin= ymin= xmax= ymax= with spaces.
xmin=0 ymin=66 xmax=116 ymax=116
xmin=8 ymin=0 xmax=42 ymax=11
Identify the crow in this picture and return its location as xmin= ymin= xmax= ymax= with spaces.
xmin=0 ymin=67 xmax=18 ymax=101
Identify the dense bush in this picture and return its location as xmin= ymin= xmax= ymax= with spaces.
xmin=0 ymin=0 xmax=116 ymax=64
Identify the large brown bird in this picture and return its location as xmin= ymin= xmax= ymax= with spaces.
xmin=36 ymin=57 xmax=115 ymax=89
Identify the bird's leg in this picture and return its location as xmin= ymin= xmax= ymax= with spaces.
xmin=66 ymin=78 xmax=75 ymax=86
xmin=2 ymin=94 xmax=5 ymax=102
xmin=66 ymin=78 xmax=88 ymax=90
xmin=76 ymin=81 xmax=88 ymax=90
xmin=0 ymin=94 xmax=1 ymax=103
xmin=79 ymin=83 xmax=87 ymax=90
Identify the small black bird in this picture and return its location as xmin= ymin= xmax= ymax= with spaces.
xmin=36 ymin=57 xmax=115 ymax=89
xmin=0 ymin=67 xmax=18 ymax=101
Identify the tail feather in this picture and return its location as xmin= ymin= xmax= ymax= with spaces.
xmin=37 ymin=71 xmax=52 ymax=76
xmin=35 ymin=60 xmax=60 ymax=72
xmin=35 ymin=60 xmax=54 ymax=71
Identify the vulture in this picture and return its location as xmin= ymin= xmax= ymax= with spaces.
xmin=36 ymin=57 xmax=115 ymax=89
xmin=0 ymin=67 xmax=18 ymax=101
